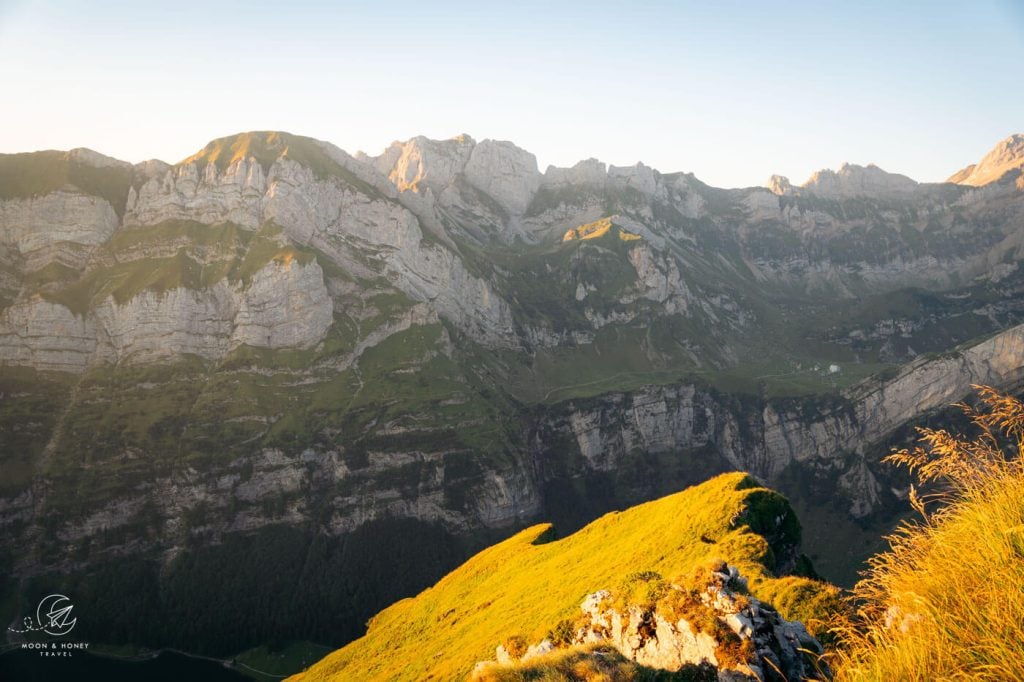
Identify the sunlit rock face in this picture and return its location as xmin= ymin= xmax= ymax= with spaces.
xmin=373 ymin=134 xmax=476 ymax=193
xmin=799 ymin=163 xmax=919 ymax=198
xmin=948 ymin=134 xmax=1024 ymax=186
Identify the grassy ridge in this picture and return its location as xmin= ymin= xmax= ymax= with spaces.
xmin=0 ymin=149 xmax=132 ymax=214
xmin=290 ymin=472 xmax=838 ymax=682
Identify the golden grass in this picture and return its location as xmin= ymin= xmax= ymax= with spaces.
xmin=469 ymin=642 xmax=716 ymax=681
xmin=831 ymin=386 xmax=1024 ymax=681
xmin=563 ymin=217 xmax=641 ymax=242
xmin=289 ymin=473 xmax=836 ymax=681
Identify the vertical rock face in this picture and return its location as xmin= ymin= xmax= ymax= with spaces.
xmin=263 ymin=156 xmax=518 ymax=347
xmin=93 ymin=287 xmax=237 ymax=362
xmin=534 ymin=322 xmax=1024 ymax=519
xmin=0 ymin=260 xmax=334 ymax=368
xmin=127 ymin=156 xmax=267 ymax=228
xmin=463 ymin=139 xmax=543 ymax=215
xmin=0 ymin=191 xmax=119 ymax=269
xmin=233 ymin=258 xmax=333 ymax=348
xmin=88 ymin=259 xmax=334 ymax=363
xmin=0 ymin=299 xmax=100 ymax=371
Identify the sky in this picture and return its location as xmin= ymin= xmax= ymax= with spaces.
xmin=0 ymin=1 xmax=1022 ymax=188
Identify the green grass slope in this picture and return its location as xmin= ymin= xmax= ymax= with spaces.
xmin=290 ymin=472 xmax=838 ymax=682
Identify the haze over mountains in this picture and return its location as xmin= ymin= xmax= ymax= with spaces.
xmin=2 ymin=130 xmax=1024 ymax=668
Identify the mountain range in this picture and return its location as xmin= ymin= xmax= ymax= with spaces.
xmin=2 ymin=130 xmax=1024 ymax=666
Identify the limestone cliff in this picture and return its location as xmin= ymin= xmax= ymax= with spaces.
xmin=2 ymin=130 xmax=1024 ymax=662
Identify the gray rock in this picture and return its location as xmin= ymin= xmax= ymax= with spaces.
xmin=463 ymin=139 xmax=542 ymax=215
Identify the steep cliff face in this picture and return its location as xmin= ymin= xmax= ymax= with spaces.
xmin=2 ymin=131 xmax=1024 ymax=659
xmin=0 ymin=190 xmax=119 ymax=270
xmin=533 ymin=324 xmax=1024 ymax=523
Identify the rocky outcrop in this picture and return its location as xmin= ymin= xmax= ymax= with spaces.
xmin=766 ymin=175 xmax=793 ymax=196
xmin=474 ymin=564 xmax=822 ymax=681
xmin=575 ymin=570 xmax=821 ymax=681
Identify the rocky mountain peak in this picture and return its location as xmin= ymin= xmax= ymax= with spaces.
xmin=767 ymin=174 xmax=793 ymax=196
xmin=372 ymin=133 xmax=477 ymax=193
xmin=369 ymin=134 xmax=541 ymax=215
xmin=800 ymin=162 xmax=918 ymax=197
xmin=947 ymin=133 xmax=1024 ymax=186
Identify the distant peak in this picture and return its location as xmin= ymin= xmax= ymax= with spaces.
xmin=946 ymin=133 xmax=1024 ymax=187
xmin=67 ymin=148 xmax=132 ymax=170
xmin=799 ymin=162 xmax=917 ymax=197
xmin=180 ymin=131 xmax=308 ymax=169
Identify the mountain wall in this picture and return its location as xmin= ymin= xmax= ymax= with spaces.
xmin=2 ymin=131 xmax=1024 ymax=657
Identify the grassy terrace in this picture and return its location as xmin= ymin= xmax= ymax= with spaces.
xmin=38 ymin=220 xmax=314 ymax=314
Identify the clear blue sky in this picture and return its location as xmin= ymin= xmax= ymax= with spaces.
xmin=0 ymin=0 xmax=1021 ymax=188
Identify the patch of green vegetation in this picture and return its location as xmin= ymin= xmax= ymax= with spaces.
xmin=45 ymin=357 xmax=210 ymax=475
xmin=38 ymin=220 xmax=319 ymax=314
xmin=43 ymin=250 xmax=227 ymax=314
xmin=0 ymin=367 xmax=75 ymax=494
xmin=0 ymin=149 xmax=132 ymax=215
xmin=293 ymin=473 xmax=839 ymax=682
xmin=108 ymin=219 xmax=249 ymax=254
xmin=23 ymin=261 xmax=82 ymax=288
xmin=231 ymin=230 xmax=314 ymax=286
